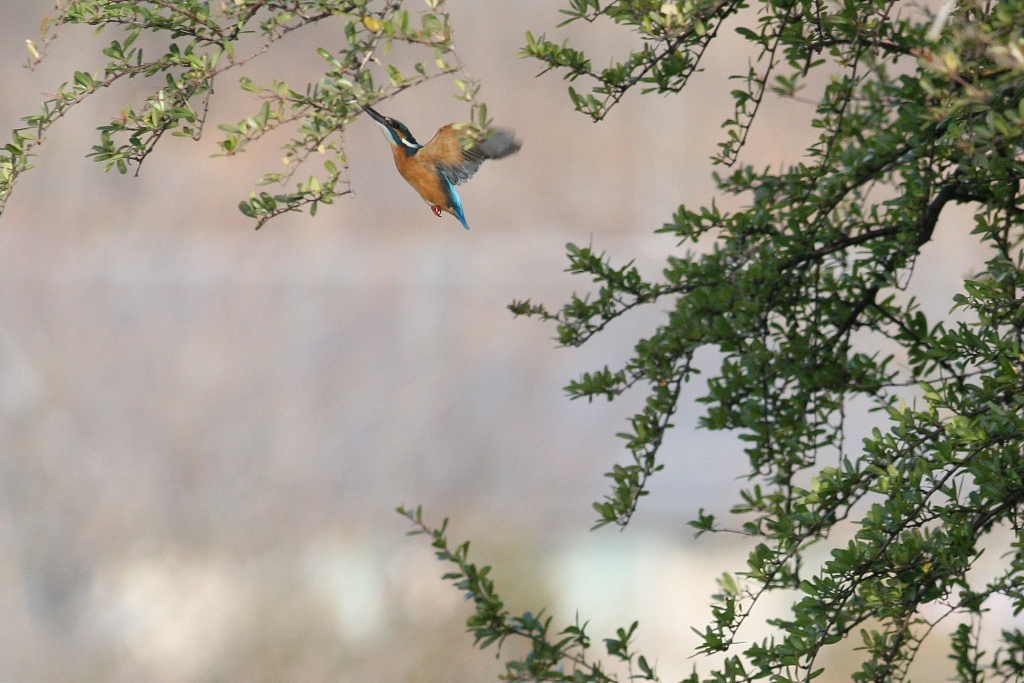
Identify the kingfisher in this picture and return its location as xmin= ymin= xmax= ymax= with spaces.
xmin=362 ymin=104 xmax=521 ymax=230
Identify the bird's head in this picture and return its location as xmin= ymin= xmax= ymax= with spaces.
xmin=361 ymin=104 xmax=421 ymax=151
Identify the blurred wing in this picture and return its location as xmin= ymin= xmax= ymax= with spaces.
xmin=438 ymin=150 xmax=485 ymax=187
xmin=422 ymin=125 xmax=521 ymax=187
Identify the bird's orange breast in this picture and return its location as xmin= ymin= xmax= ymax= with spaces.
xmin=392 ymin=146 xmax=450 ymax=209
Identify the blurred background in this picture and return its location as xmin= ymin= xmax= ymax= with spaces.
xmin=0 ymin=2 xmax=1008 ymax=681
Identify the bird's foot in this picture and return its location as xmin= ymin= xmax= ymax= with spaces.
xmin=431 ymin=205 xmax=443 ymax=217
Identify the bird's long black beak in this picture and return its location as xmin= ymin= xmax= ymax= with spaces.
xmin=361 ymin=104 xmax=389 ymax=127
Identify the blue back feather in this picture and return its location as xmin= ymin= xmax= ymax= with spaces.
xmin=442 ymin=176 xmax=470 ymax=230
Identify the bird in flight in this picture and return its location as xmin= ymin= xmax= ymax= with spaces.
xmin=362 ymin=104 xmax=521 ymax=229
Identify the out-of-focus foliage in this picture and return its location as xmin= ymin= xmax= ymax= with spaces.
xmin=410 ymin=0 xmax=1024 ymax=682
xmin=401 ymin=506 xmax=659 ymax=683
xmin=2 ymin=0 xmax=488 ymax=228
